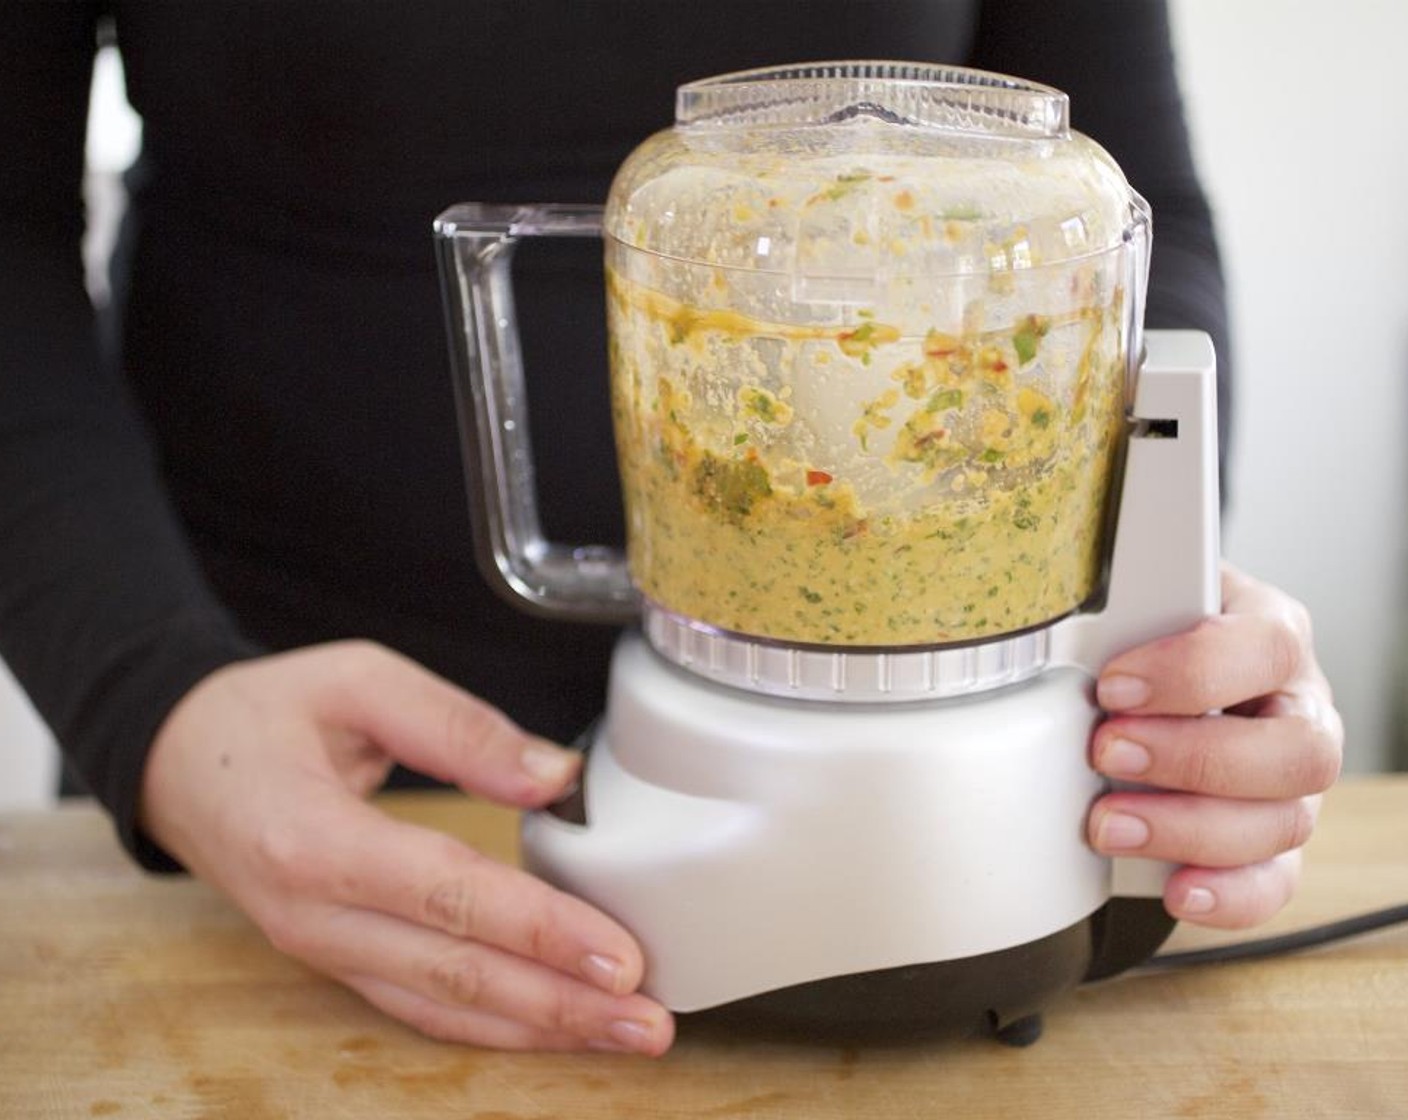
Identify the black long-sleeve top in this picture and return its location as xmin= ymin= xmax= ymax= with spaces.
xmin=0 ymin=1 xmax=1229 ymax=869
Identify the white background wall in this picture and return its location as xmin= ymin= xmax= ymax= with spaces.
xmin=1170 ymin=0 xmax=1408 ymax=772
xmin=3 ymin=4 xmax=1406 ymax=806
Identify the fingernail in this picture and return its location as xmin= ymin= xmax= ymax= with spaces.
xmin=1179 ymin=887 xmax=1217 ymax=916
xmin=580 ymin=952 xmax=627 ymax=995
xmin=1098 ymin=737 xmax=1152 ymax=778
xmin=1097 ymin=674 xmax=1151 ymax=711
xmin=606 ymin=1018 xmax=659 ymax=1054
xmin=1096 ymin=811 xmax=1151 ymax=851
xmin=521 ymin=741 xmax=579 ymax=786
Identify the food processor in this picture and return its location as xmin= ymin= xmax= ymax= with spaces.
xmin=434 ymin=62 xmax=1219 ymax=1044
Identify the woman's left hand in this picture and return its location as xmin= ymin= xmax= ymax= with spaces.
xmin=1087 ymin=562 xmax=1344 ymax=928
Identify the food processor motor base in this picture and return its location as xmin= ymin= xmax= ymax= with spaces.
xmin=524 ymin=332 xmax=1220 ymax=1040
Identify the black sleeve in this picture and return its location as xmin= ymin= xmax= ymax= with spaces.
xmin=969 ymin=0 xmax=1234 ymax=490
xmin=0 ymin=3 xmax=260 ymax=870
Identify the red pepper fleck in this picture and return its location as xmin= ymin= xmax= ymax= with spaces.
xmin=806 ymin=469 xmax=834 ymax=486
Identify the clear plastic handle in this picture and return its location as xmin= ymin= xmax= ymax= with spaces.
xmin=433 ymin=203 xmax=638 ymax=623
xmin=1123 ymin=189 xmax=1153 ymax=408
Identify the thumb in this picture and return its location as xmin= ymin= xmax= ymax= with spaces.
xmin=314 ymin=641 xmax=582 ymax=806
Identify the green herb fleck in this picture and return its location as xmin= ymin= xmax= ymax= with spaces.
xmin=1013 ymin=314 xmax=1050 ymax=365
xmin=823 ymin=171 xmax=873 ymax=201
xmin=690 ymin=451 xmax=772 ymax=522
xmin=1014 ymin=329 xmax=1039 ymax=365
xmin=738 ymin=386 xmax=793 ymax=426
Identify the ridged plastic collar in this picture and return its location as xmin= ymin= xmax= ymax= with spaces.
xmin=644 ymin=602 xmax=1054 ymax=704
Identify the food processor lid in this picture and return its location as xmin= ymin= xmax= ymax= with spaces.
xmin=607 ymin=61 xmax=1139 ymax=282
xmin=675 ymin=60 xmax=1069 ymax=138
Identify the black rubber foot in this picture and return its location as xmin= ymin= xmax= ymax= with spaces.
xmin=994 ymin=1013 xmax=1044 ymax=1048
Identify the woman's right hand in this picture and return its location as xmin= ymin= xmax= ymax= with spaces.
xmin=138 ymin=640 xmax=674 ymax=1055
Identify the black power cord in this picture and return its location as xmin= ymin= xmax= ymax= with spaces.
xmin=1143 ymin=902 xmax=1408 ymax=969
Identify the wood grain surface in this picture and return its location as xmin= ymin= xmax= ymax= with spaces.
xmin=2 ymin=776 xmax=1405 ymax=1119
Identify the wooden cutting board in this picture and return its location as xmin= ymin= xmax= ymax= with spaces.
xmin=2 ymin=777 xmax=1407 ymax=1119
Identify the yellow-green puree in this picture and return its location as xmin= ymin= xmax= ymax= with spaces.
xmin=608 ymin=270 xmax=1126 ymax=646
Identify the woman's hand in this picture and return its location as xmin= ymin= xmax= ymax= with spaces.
xmin=139 ymin=640 xmax=674 ymax=1055
xmin=1088 ymin=563 xmax=1343 ymax=928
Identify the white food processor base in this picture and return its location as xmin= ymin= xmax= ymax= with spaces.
xmin=528 ymin=637 xmax=1128 ymax=1032
xmin=523 ymin=332 xmax=1220 ymax=1039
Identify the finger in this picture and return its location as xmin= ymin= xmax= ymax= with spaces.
xmin=1163 ymin=851 xmax=1303 ymax=929
xmin=1097 ymin=564 xmax=1315 ymax=717
xmin=1092 ymin=711 xmax=1342 ymax=800
xmin=341 ymin=973 xmax=598 ymax=1052
xmin=311 ymin=641 xmax=582 ymax=806
xmin=1087 ymin=791 xmax=1319 ymax=868
xmin=1242 ymin=668 xmax=1340 ymax=732
xmin=308 ymin=905 xmax=672 ymax=1054
xmin=253 ymin=795 xmax=647 ymax=997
